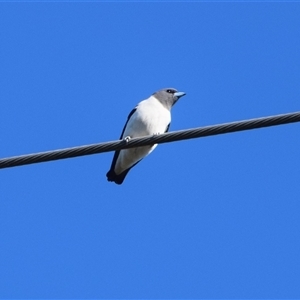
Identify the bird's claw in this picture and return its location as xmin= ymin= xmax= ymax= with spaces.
xmin=124 ymin=136 xmax=131 ymax=143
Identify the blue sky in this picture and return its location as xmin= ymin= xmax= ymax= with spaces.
xmin=1 ymin=2 xmax=300 ymax=299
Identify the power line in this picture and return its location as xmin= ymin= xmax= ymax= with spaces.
xmin=1 ymin=111 xmax=300 ymax=170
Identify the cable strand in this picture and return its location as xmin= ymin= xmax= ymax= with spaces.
xmin=1 ymin=111 xmax=300 ymax=169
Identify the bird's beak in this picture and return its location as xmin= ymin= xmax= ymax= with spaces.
xmin=174 ymin=91 xmax=186 ymax=98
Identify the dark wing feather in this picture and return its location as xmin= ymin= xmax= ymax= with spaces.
xmin=165 ymin=123 xmax=170 ymax=133
xmin=118 ymin=108 xmax=137 ymax=140
xmin=106 ymin=108 xmax=137 ymax=184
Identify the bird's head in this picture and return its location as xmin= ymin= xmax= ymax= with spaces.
xmin=153 ymin=88 xmax=186 ymax=110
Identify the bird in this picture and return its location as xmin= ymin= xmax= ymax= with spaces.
xmin=106 ymin=88 xmax=186 ymax=185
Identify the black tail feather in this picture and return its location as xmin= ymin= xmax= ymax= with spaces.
xmin=106 ymin=168 xmax=131 ymax=185
xmin=106 ymin=159 xmax=142 ymax=185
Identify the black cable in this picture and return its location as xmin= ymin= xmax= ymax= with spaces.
xmin=1 ymin=111 xmax=300 ymax=169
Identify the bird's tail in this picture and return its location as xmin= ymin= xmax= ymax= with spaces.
xmin=106 ymin=169 xmax=130 ymax=185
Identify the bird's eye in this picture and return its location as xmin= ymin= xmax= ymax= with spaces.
xmin=167 ymin=89 xmax=173 ymax=93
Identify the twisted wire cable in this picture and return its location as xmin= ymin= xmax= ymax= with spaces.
xmin=1 ymin=111 xmax=300 ymax=169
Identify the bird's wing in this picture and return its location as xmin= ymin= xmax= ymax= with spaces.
xmin=119 ymin=108 xmax=137 ymax=139
xmin=165 ymin=123 xmax=170 ymax=133
xmin=106 ymin=108 xmax=137 ymax=178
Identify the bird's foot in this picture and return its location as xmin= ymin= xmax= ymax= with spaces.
xmin=123 ymin=136 xmax=131 ymax=143
xmin=153 ymin=132 xmax=161 ymax=136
